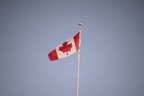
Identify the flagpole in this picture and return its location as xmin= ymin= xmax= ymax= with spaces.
xmin=76 ymin=23 xmax=82 ymax=96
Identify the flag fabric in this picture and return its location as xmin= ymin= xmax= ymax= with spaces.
xmin=48 ymin=32 xmax=81 ymax=61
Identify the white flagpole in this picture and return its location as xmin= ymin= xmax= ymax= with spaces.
xmin=76 ymin=23 xmax=82 ymax=96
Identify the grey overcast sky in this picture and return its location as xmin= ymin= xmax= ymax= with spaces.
xmin=0 ymin=0 xmax=144 ymax=96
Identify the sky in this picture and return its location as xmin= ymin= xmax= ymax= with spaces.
xmin=0 ymin=0 xmax=144 ymax=96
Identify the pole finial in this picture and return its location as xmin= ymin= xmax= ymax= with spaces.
xmin=79 ymin=23 xmax=82 ymax=26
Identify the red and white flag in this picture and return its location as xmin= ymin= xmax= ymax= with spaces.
xmin=48 ymin=32 xmax=81 ymax=61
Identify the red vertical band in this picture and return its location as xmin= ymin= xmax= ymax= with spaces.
xmin=73 ymin=32 xmax=80 ymax=51
xmin=48 ymin=49 xmax=58 ymax=61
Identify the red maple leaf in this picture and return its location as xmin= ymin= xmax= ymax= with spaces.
xmin=59 ymin=42 xmax=72 ymax=54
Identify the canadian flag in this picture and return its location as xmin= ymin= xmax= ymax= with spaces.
xmin=48 ymin=32 xmax=81 ymax=61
